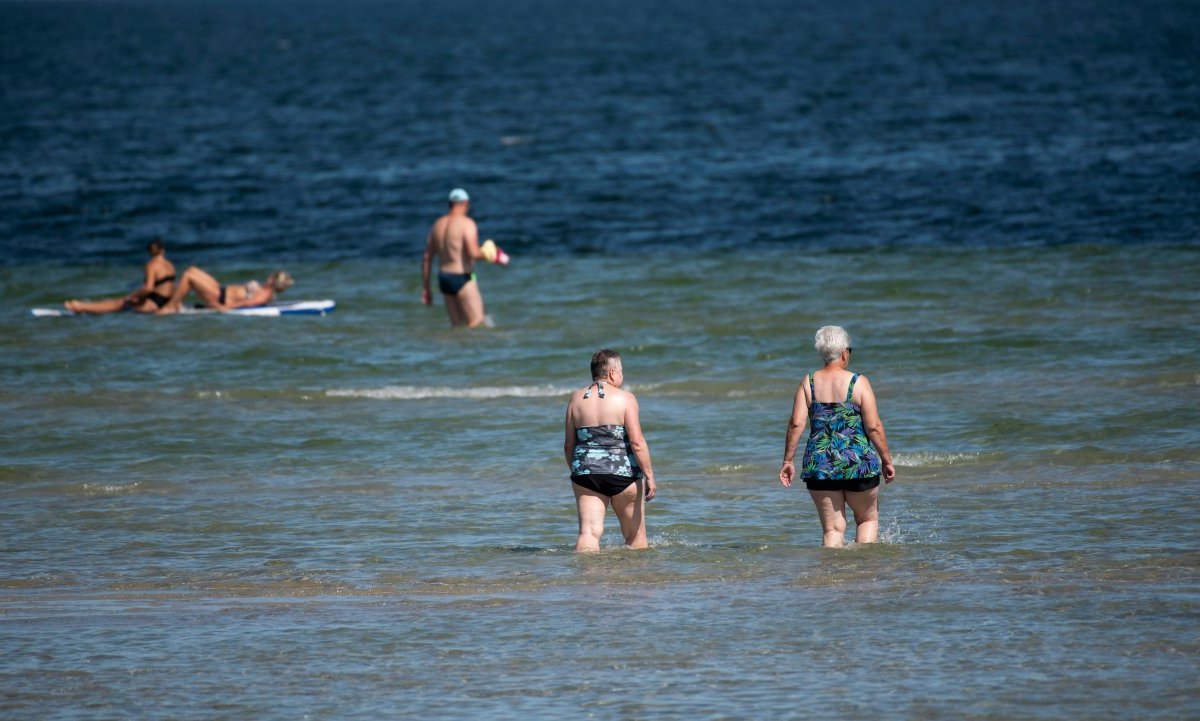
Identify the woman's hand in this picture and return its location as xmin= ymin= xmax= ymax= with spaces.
xmin=882 ymin=461 xmax=896 ymax=483
xmin=644 ymin=475 xmax=656 ymax=501
xmin=779 ymin=461 xmax=795 ymax=487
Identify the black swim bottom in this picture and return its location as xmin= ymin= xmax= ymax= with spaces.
xmin=438 ymin=271 xmax=476 ymax=296
xmin=147 ymin=292 xmax=170 ymax=308
xmin=572 ymin=473 xmax=636 ymax=497
xmin=804 ymin=475 xmax=881 ymax=493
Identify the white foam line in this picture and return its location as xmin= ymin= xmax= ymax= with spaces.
xmin=326 ymin=384 xmax=574 ymax=400
xmin=894 ymin=451 xmax=985 ymax=467
xmin=81 ymin=482 xmax=142 ymax=494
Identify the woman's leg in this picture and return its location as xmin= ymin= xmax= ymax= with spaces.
xmin=159 ymin=267 xmax=221 ymax=312
xmin=128 ymin=298 xmax=161 ymax=314
xmin=572 ymin=482 xmax=610 ymax=552
xmin=846 ymin=486 xmax=881 ymax=544
xmin=610 ymin=480 xmax=647 ymax=549
xmin=809 ymin=490 xmax=848 ymax=548
xmin=64 ymin=297 xmax=128 ymax=314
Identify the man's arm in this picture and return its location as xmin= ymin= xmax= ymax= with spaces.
xmin=464 ymin=219 xmax=485 ymax=260
xmin=421 ymin=230 xmax=434 ymax=304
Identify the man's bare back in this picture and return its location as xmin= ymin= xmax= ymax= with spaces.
xmin=428 ymin=213 xmax=478 ymax=274
xmin=421 ymin=189 xmax=488 ymax=327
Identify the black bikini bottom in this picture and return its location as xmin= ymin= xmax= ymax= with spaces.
xmin=804 ymin=475 xmax=881 ymax=493
xmin=438 ymin=271 xmax=475 ymax=296
xmin=571 ymin=473 xmax=636 ymax=497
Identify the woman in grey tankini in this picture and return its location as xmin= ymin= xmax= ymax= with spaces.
xmin=564 ymin=349 xmax=657 ymax=551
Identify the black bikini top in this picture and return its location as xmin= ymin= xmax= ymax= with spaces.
xmin=154 ymin=274 xmax=176 ymax=287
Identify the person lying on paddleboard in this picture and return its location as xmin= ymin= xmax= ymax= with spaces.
xmin=64 ymin=238 xmax=177 ymax=314
xmin=156 ymin=266 xmax=293 ymax=314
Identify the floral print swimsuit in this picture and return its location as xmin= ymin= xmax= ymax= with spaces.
xmin=801 ymin=373 xmax=882 ymax=482
xmin=571 ymin=425 xmax=641 ymax=479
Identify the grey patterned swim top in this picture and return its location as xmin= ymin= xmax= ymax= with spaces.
xmin=570 ymin=425 xmax=641 ymax=479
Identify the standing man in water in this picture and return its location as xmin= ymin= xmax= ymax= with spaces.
xmin=421 ymin=188 xmax=488 ymax=327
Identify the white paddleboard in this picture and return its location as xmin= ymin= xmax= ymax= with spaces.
xmin=32 ymin=300 xmax=336 ymax=317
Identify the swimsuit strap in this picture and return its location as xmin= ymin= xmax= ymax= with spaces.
xmin=808 ymin=373 xmax=816 ymax=415
xmin=846 ymin=373 xmax=859 ymax=403
xmin=582 ymin=381 xmax=606 ymax=399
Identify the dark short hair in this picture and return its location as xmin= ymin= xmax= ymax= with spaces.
xmin=147 ymin=238 xmax=165 ymax=254
xmin=590 ymin=349 xmax=622 ymax=380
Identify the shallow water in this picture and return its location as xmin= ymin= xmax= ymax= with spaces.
xmin=3 ymin=0 xmax=1200 ymax=719
xmin=4 ymin=245 xmax=1200 ymax=719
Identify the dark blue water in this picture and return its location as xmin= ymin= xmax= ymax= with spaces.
xmin=5 ymin=3 xmax=1200 ymax=719
xmin=3 ymin=0 xmax=1198 ymax=267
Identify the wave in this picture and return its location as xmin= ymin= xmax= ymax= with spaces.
xmin=325 ymin=384 xmax=574 ymax=400
xmin=894 ymin=451 xmax=993 ymax=467
xmin=79 ymin=481 xmax=143 ymax=495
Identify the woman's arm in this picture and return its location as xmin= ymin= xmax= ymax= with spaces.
xmin=857 ymin=376 xmax=896 ymax=482
xmin=226 ymin=283 xmax=274 ymax=310
xmin=563 ymin=402 xmax=577 ymax=468
xmin=126 ymin=262 xmax=157 ymax=302
xmin=779 ymin=383 xmax=809 ymax=487
xmin=623 ymin=394 xmax=656 ymax=500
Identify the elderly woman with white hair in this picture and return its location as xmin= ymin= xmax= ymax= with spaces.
xmin=779 ymin=326 xmax=896 ymax=547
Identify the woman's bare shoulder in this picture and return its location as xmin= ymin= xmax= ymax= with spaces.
xmin=611 ymin=384 xmax=637 ymax=398
xmin=853 ymin=373 xmax=877 ymax=403
xmin=615 ymin=387 xmax=639 ymax=411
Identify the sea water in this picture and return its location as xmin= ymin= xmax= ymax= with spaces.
xmin=2 ymin=1 xmax=1199 ymax=719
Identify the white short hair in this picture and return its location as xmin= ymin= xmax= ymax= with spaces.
xmin=814 ymin=325 xmax=851 ymax=364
